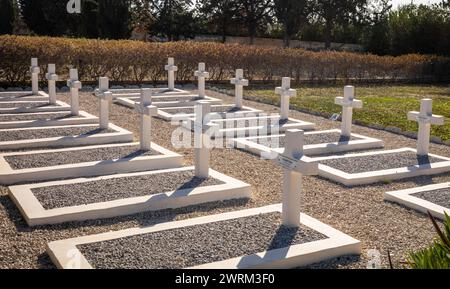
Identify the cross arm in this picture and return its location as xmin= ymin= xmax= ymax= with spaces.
xmin=275 ymin=87 xmax=297 ymax=97
xmin=30 ymin=66 xmax=40 ymax=74
xmin=335 ymin=97 xmax=363 ymax=109
xmin=165 ymin=64 xmax=178 ymax=71
xmin=135 ymin=103 xmax=158 ymax=117
xmin=195 ymin=71 xmax=210 ymax=78
xmin=45 ymin=72 xmax=59 ymax=81
xmin=95 ymin=89 xmax=113 ymax=101
xmin=231 ymin=78 xmax=249 ymax=86
xmin=407 ymin=111 xmax=445 ymax=125
xmin=67 ymin=79 xmax=82 ymax=89
xmin=274 ymin=153 xmax=319 ymax=176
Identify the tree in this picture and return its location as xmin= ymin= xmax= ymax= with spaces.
xmin=0 ymin=0 xmax=15 ymax=35
xmin=237 ymin=0 xmax=273 ymax=44
xmin=97 ymin=0 xmax=132 ymax=39
xmin=198 ymin=0 xmax=238 ymax=43
xmin=312 ymin=0 xmax=368 ymax=49
xmin=362 ymin=0 xmax=392 ymax=55
xmin=274 ymin=0 xmax=310 ymax=47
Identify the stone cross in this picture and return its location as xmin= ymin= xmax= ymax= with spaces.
xmin=165 ymin=57 xmax=178 ymax=91
xmin=135 ymin=89 xmax=158 ymax=151
xmin=408 ymin=98 xmax=444 ymax=156
xmin=194 ymin=101 xmax=218 ymax=178
xmin=274 ymin=129 xmax=319 ymax=227
xmin=45 ymin=64 xmax=58 ymax=105
xmin=67 ymin=68 xmax=82 ymax=116
xmin=230 ymin=69 xmax=249 ymax=109
xmin=94 ymin=77 xmax=113 ymax=129
xmin=30 ymin=58 xmax=40 ymax=95
xmin=334 ymin=86 xmax=363 ymax=137
xmin=275 ymin=77 xmax=297 ymax=120
xmin=194 ymin=63 xmax=210 ymax=99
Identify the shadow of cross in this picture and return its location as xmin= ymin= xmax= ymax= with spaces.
xmin=237 ymin=129 xmax=319 ymax=268
xmin=135 ymin=88 xmax=158 ymax=151
xmin=407 ymin=98 xmax=445 ymax=156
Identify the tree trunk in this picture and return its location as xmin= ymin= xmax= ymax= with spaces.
xmin=221 ymin=19 xmax=227 ymax=43
xmin=248 ymin=23 xmax=256 ymax=45
xmin=283 ymin=32 xmax=291 ymax=48
xmin=324 ymin=20 xmax=333 ymax=50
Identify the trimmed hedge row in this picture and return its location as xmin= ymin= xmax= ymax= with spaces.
xmin=1 ymin=35 xmax=449 ymax=85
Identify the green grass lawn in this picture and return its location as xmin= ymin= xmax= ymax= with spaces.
xmin=221 ymin=84 xmax=450 ymax=142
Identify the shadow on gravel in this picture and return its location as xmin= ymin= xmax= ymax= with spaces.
xmin=300 ymin=255 xmax=361 ymax=269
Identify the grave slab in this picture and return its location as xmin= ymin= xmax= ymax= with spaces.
xmin=0 ymin=110 xmax=98 ymax=129
xmin=107 ymin=87 xmax=189 ymax=99
xmin=230 ymin=129 xmax=384 ymax=157
xmin=9 ymin=166 xmax=251 ymax=226
xmin=115 ymin=94 xmax=222 ymax=109
xmin=0 ymin=100 xmax=71 ymax=114
xmin=315 ymin=148 xmax=450 ymax=186
xmin=0 ymin=142 xmax=182 ymax=185
xmin=0 ymin=91 xmax=50 ymax=102
xmin=384 ymin=183 xmax=450 ymax=220
xmin=157 ymin=104 xmax=262 ymax=121
xmin=0 ymin=123 xmax=132 ymax=151
xmin=45 ymin=204 xmax=360 ymax=269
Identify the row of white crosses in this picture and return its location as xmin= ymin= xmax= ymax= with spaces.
xmin=335 ymin=86 xmax=363 ymax=137
xmin=408 ymin=98 xmax=444 ymax=156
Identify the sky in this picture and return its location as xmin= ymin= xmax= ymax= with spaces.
xmin=391 ymin=0 xmax=443 ymax=7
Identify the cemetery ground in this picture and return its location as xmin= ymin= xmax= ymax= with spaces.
xmin=0 ymin=88 xmax=449 ymax=269
xmin=215 ymin=84 xmax=450 ymax=143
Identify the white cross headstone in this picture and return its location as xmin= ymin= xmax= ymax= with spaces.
xmin=194 ymin=63 xmax=210 ymax=99
xmin=165 ymin=57 xmax=178 ymax=91
xmin=45 ymin=64 xmax=58 ymax=105
xmin=194 ymin=101 xmax=218 ymax=178
xmin=408 ymin=98 xmax=444 ymax=156
xmin=30 ymin=58 xmax=40 ymax=95
xmin=274 ymin=129 xmax=319 ymax=227
xmin=135 ymin=89 xmax=158 ymax=151
xmin=67 ymin=68 xmax=82 ymax=116
xmin=275 ymin=77 xmax=296 ymax=120
xmin=335 ymin=86 xmax=363 ymax=137
xmin=230 ymin=69 xmax=249 ymax=109
xmin=94 ymin=77 xmax=113 ymax=129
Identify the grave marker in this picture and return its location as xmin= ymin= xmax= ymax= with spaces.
xmin=45 ymin=64 xmax=58 ymax=105
xmin=274 ymin=129 xmax=318 ymax=227
xmin=30 ymin=58 xmax=40 ymax=95
xmin=275 ymin=77 xmax=296 ymax=120
xmin=408 ymin=98 xmax=444 ymax=156
xmin=95 ymin=77 xmax=113 ymax=129
xmin=335 ymin=86 xmax=363 ymax=137
xmin=194 ymin=63 xmax=210 ymax=99
xmin=230 ymin=69 xmax=249 ymax=109
xmin=194 ymin=101 xmax=218 ymax=178
xmin=165 ymin=58 xmax=178 ymax=91
xmin=67 ymin=69 xmax=82 ymax=116
xmin=135 ymin=89 xmax=158 ymax=151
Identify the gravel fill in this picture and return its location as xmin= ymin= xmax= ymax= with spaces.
xmin=254 ymin=132 xmax=358 ymax=148
xmin=0 ymin=126 xmax=114 ymax=142
xmin=412 ymin=188 xmax=450 ymax=208
xmin=77 ymin=212 xmax=327 ymax=269
xmin=320 ymin=151 xmax=446 ymax=174
xmin=5 ymin=145 xmax=159 ymax=170
xmin=0 ymin=102 xmax=59 ymax=109
xmin=167 ymin=106 xmax=253 ymax=114
xmin=31 ymin=170 xmax=224 ymax=210
xmin=0 ymin=113 xmax=76 ymax=122
xmin=216 ymin=117 xmax=297 ymax=128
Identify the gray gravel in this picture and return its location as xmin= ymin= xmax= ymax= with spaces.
xmin=166 ymin=106 xmax=254 ymax=114
xmin=254 ymin=132 xmax=358 ymax=148
xmin=5 ymin=145 xmax=159 ymax=170
xmin=0 ymin=113 xmax=76 ymax=122
xmin=320 ymin=151 xmax=446 ymax=174
xmin=78 ymin=212 xmax=326 ymax=269
xmin=32 ymin=170 xmax=224 ymax=210
xmin=413 ymin=188 xmax=450 ymax=208
xmin=0 ymin=126 xmax=113 ymax=142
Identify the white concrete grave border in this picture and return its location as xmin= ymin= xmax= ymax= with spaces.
xmin=0 ymin=123 xmax=132 ymax=151
xmin=0 ymin=142 xmax=183 ymax=185
xmin=230 ymin=129 xmax=384 ymax=158
xmin=157 ymin=104 xmax=262 ymax=122
xmin=114 ymin=94 xmax=222 ymax=109
xmin=0 ymin=100 xmax=71 ymax=114
xmin=45 ymin=204 xmax=361 ymax=269
xmin=0 ymin=110 xmax=98 ymax=129
xmin=315 ymin=148 xmax=450 ymax=186
xmin=384 ymin=183 xmax=450 ymax=220
xmin=9 ymin=166 xmax=251 ymax=226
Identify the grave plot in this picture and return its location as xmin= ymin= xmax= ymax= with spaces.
xmin=0 ymin=79 xmax=132 ymax=151
xmin=158 ymin=104 xmax=262 ymax=121
xmin=231 ymin=86 xmax=383 ymax=157
xmin=0 ymin=58 xmax=49 ymax=102
xmin=384 ymin=183 xmax=450 ymax=220
xmin=45 ymin=130 xmax=360 ymax=269
xmin=0 ymin=91 xmax=181 ymax=184
xmin=0 ymin=69 xmax=98 ymax=129
xmin=9 ymin=102 xmax=251 ymax=226
xmin=316 ymin=99 xmax=450 ymax=186
xmin=182 ymin=76 xmax=314 ymax=137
